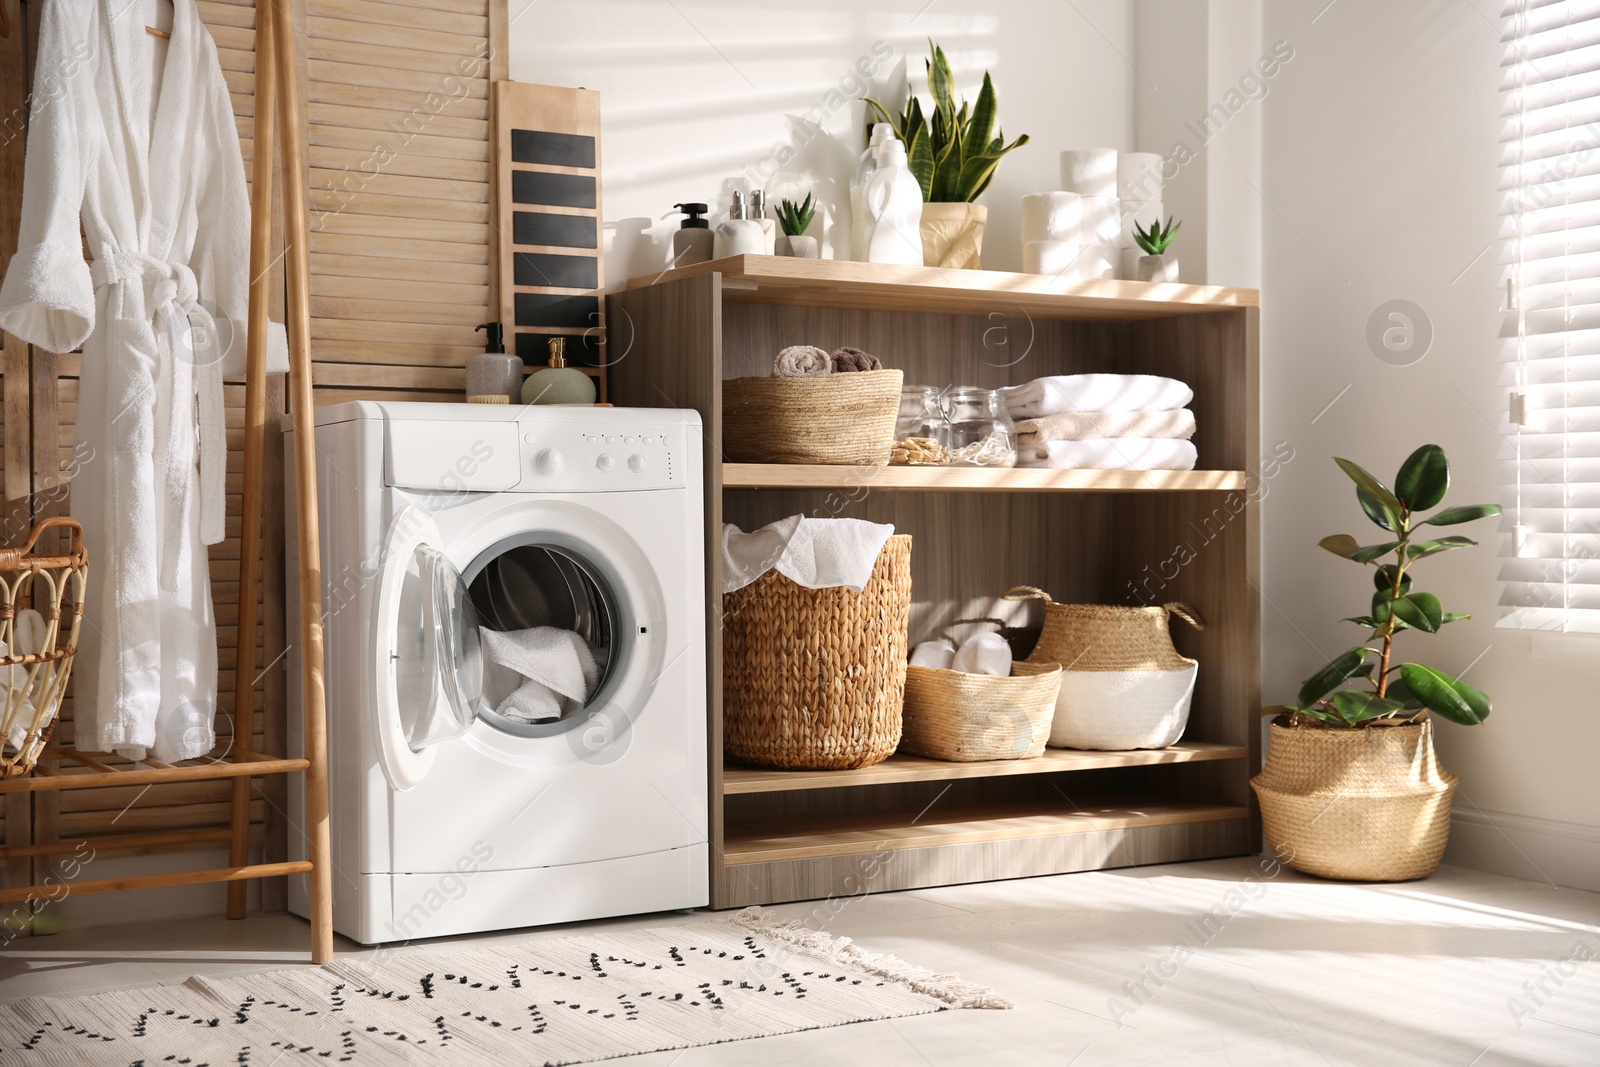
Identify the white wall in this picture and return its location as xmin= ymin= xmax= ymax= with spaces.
xmin=1258 ymin=0 xmax=1600 ymax=886
xmin=507 ymin=0 xmax=1137 ymax=281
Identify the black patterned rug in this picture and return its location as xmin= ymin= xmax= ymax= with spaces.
xmin=0 ymin=907 xmax=1009 ymax=1064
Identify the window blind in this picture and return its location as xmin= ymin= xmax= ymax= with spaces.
xmin=1499 ymin=0 xmax=1600 ymax=633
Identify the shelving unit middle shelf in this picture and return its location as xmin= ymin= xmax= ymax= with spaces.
xmin=723 ymin=464 xmax=1249 ymax=492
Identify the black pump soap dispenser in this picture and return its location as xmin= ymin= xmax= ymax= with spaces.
xmin=672 ymin=202 xmax=715 ymax=266
xmin=466 ymin=322 xmax=521 ymax=404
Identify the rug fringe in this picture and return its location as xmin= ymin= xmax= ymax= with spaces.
xmin=731 ymin=906 xmax=1014 ymax=1010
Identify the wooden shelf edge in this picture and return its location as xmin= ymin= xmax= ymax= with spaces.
xmin=0 ymin=753 xmax=312 ymax=794
xmin=721 ymin=463 xmax=1247 ymax=493
xmin=723 ymin=742 xmax=1249 ymax=795
xmin=723 ymin=800 xmax=1251 ymax=866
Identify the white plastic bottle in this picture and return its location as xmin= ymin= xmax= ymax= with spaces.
xmin=863 ymin=139 xmax=925 ymax=266
xmin=850 ymin=123 xmax=896 ymax=261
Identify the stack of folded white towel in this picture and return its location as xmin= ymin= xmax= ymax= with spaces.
xmin=1002 ymin=374 xmax=1197 ymax=470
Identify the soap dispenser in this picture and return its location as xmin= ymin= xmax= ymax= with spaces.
xmin=466 ymin=322 xmax=521 ymax=403
xmin=672 ymin=202 xmax=715 ymax=266
xmin=713 ymin=190 xmax=767 ymax=259
xmin=521 ymin=337 xmax=598 ymax=406
xmin=747 ymin=188 xmax=778 ymax=255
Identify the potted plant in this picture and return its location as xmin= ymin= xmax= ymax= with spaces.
xmin=867 ymin=42 xmax=1029 ymax=270
xmin=775 ymin=194 xmax=819 ymax=258
xmin=1252 ymin=444 xmax=1500 ymax=881
xmin=1133 ymin=216 xmax=1181 ymax=282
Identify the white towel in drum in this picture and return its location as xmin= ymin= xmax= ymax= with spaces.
xmin=1018 ymin=438 xmax=1198 ymax=471
xmin=1001 ymin=374 xmax=1193 ymax=419
xmin=479 ymin=626 xmax=599 ymax=723
xmin=722 ymin=517 xmax=895 ymax=594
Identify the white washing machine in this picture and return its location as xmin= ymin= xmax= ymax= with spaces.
xmin=285 ymin=402 xmax=707 ymax=945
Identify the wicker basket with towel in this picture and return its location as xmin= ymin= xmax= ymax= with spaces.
xmin=899 ymin=618 xmax=1062 ymax=762
xmin=722 ymin=345 xmax=901 ymax=465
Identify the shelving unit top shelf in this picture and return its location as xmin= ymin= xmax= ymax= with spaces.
xmin=626 ymin=257 xmax=1258 ymax=322
xmin=723 ymin=743 xmax=1249 ymax=794
xmin=722 ymin=464 xmax=1249 ymax=493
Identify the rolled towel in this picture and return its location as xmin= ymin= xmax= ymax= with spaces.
xmin=910 ymin=640 xmax=956 ymax=670
xmin=1002 ymin=374 xmax=1194 ymax=419
xmin=830 ymin=346 xmax=883 ymax=372
xmin=1018 ymin=438 xmax=1198 ymax=471
xmin=951 ymin=632 xmax=1012 ymax=677
xmin=1016 ymin=409 xmax=1196 ymax=444
xmin=773 ymin=345 xmax=832 ymax=377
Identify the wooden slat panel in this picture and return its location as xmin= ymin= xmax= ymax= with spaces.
xmin=309 ymin=14 xmax=485 ymax=59
xmin=308 ymin=100 xmax=487 ymax=141
xmin=311 ymin=252 xmax=490 ymax=286
xmin=308 ymin=80 xmax=489 ymax=121
xmin=315 ymin=0 xmax=487 ymax=36
xmin=310 ymin=229 xmax=489 ymax=265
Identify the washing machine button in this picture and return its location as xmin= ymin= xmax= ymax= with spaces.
xmin=628 ymin=454 xmax=646 ymax=473
xmin=535 ymin=448 xmax=562 ymax=474
xmin=523 ymin=432 xmax=537 ymax=445
xmin=597 ymin=453 xmax=616 ymax=472
xmin=624 ymin=435 xmax=636 ymax=445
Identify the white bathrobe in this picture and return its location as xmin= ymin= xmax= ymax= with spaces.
xmin=0 ymin=0 xmax=286 ymax=760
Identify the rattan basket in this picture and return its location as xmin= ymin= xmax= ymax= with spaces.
xmin=0 ymin=518 xmax=89 ymax=779
xmin=900 ymin=663 xmax=1062 ymax=762
xmin=723 ymin=534 xmax=912 ymax=770
xmin=722 ymin=369 xmax=903 ymax=465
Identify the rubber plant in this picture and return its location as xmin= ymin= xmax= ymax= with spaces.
xmin=1269 ymin=444 xmax=1501 ymax=728
xmin=865 ymin=41 xmax=1029 ymax=203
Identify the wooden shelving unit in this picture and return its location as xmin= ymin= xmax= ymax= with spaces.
xmin=610 ymin=256 xmax=1261 ymax=909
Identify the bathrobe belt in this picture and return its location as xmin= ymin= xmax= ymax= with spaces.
xmin=89 ymin=248 xmax=227 ymax=549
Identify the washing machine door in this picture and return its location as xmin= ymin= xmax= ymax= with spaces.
xmin=371 ymin=505 xmax=484 ymax=790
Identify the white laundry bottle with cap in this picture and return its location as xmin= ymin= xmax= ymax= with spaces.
xmin=863 ymin=138 xmax=925 ymax=266
xmin=850 ymin=122 xmax=896 ymax=261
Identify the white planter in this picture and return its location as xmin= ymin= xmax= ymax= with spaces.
xmin=777 ymin=235 xmax=819 ymax=258
xmin=1137 ymin=253 xmax=1179 ymax=283
xmin=1046 ymin=665 xmax=1197 ymax=750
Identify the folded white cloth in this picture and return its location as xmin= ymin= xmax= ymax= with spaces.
xmin=773 ymin=345 xmax=832 ymax=377
xmin=479 ymin=626 xmax=599 ymax=723
xmin=910 ymin=640 xmax=956 ymax=670
xmin=951 ymin=632 xmax=1012 ymax=677
xmin=1002 ymin=374 xmax=1193 ymax=419
xmin=1016 ymin=409 xmax=1196 ymax=444
xmin=722 ymin=516 xmax=895 ymax=594
xmin=1018 ymin=438 xmax=1198 ymax=470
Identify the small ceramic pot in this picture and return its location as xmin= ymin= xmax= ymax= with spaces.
xmin=777 ymin=235 xmax=819 ymax=258
xmin=920 ymin=202 xmax=987 ymax=270
xmin=1137 ymin=253 xmax=1179 ymax=283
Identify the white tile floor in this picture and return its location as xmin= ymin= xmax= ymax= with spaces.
xmin=2 ymin=858 xmax=1597 ymax=1066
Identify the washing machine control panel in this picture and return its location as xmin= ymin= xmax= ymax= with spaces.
xmin=517 ymin=424 xmax=686 ymax=492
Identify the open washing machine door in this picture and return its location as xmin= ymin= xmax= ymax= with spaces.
xmin=371 ymin=505 xmax=484 ymax=790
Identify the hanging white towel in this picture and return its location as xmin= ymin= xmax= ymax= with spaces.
xmin=722 ymin=517 xmax=895 ymax=594
xmin=1002 ymin=375 xmax=1193 ymax=419
xmin=479 ymin=626 xmax=598 ymax=723
xmin=1018 ymin=438 xmax=1198 ymax=471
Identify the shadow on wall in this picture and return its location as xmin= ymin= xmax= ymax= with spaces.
xmin=505 ymin=0 xmax=1017 ymax=281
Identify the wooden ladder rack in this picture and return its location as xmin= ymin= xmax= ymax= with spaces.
xmin=0 ymin=1 xmax=334 ymax=961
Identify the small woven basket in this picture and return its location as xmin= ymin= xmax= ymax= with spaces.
xmin=0 ymin=518 xmax=89 ymax=779
xmin=1252 ymin=717 xmax=1457 ymax=881
xmin=900 ymin=663 xmax=1062 ymax=762
xmin=722 ymin=369 xmax=903 ymax=465
xmin=723 ymin=534 xmax=912 ymax=770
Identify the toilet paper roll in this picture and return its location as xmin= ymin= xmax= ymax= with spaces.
xmin=1080 ymin=194 xmax=1121 ymax=245
xmin=1117 ymin=152 xmax=1164 ymax=202
xmin=1021 ymin=191 xmax=1083 ymax=243
xmin=1119 ymin=200 xmax=1164 ymax=249
xmin=1059 ymin=148 xmax=1118 ymax=198
xmin=1024 ymin=239 xmax=1084 ymax=277
xmin=1081 ymin=241 xmax=1119 ymax=281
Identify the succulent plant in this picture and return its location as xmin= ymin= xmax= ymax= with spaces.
xmin=1134 ymin=216 xmax=1181 ymax=255
xmin=776 ymin=195 xmax=816 ymax=238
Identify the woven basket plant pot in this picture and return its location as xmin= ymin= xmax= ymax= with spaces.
xmin=722 ymin=535 xmax=912 ymax=770
xmin=722 ymin=369 xmax=903 ymax=465
xmin=900 ymin=663 xmax=1061 ymax=762
xmin=1251 ymin=717 xmax=1458 ymax=882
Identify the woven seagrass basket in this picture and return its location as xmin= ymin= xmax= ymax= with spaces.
xmin=722 ymin=534 xmax=912 ymax=769
xmin=0 ymin=518 xmax=89 ymax=779
xmin=722 ymin=369 xmax=902 ymax=465
xmin=1252 ymin=716 xmax=1457 ymax=881
xmin=900 ymin=662 xmax=1061 ymax=762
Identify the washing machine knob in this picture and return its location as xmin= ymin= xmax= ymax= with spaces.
xmin=596 ymin=453 xmax=616 ymax=473
xmin=628 ymin=454 xmax=646 ymax=473
xmin=535 ymin=448 xmax=562 ymax=475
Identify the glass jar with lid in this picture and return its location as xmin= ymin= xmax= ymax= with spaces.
xmin=943 ymin=387 xmax=1017 ymax=467
xmin=892 ymin=385 xmax=951 ymax=465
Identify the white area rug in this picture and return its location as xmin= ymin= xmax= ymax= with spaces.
xmin=0 ymin=908 xmax=1009 ymax=1064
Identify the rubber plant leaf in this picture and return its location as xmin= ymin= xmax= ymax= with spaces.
xmin=1423 ymin=503 xmax=1501 ymax=526
xmin=1297 ymin=647 xmax=1373 ymax=708
xmin=1395 ymin=443 xmax=1450 ymax=512
xmin=1331 ymin=690 xmax=1407 ymax=725
xmin=1390 ymin=592 xmax=1444 ymax=633
xmin=1400 ymin=663 xmax=1491 ymax=725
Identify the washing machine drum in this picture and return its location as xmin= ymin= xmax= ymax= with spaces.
xmin=468 ymin=542 xmax=621 ymax=731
